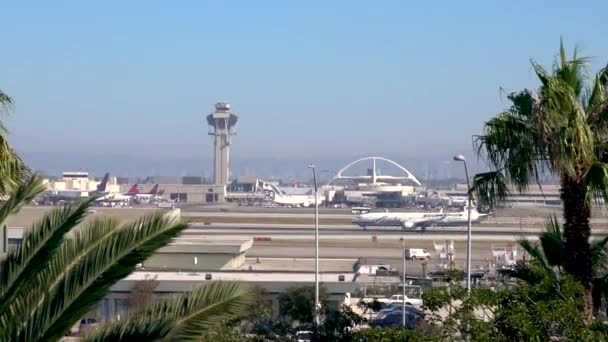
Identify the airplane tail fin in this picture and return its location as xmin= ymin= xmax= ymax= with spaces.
xmin=157 ymin=189 xmax=165 ymax=196
xmin=127 ymin=184 xmax=139 ymax=195
xmin=148 ymin=184 xmax=159 ymax=195
xmin=97 ymin=173 xmax=110 ymax=192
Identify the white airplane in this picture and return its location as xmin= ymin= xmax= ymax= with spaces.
xmin=352 ymin=207 xmax=489 ymax=230
xmin=264 ymin=188 xmax=323 ymax=207
xmin=133 ymin=184 xmax=161 ymax=203
xmin=96 ymin=184 xmax=139 ymax=202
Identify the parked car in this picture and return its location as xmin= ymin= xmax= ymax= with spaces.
xmin=378 ymin=302 xmax=416 ymax=314
xmin=387 ymin=286 xmax=424 ymax=307
xmin=372 ymin=307 xmax=426 ymax=328
xmin=78 ymin=318 xmax=99 ymax=332
xmin=295 ymin=330 xmax=312 ymax=342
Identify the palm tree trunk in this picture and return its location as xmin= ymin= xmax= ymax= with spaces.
xmin=561 ymin=176 xmax=593 ymax=321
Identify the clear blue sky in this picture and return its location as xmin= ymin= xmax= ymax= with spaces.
xmin=3 ymin=0 xmax=608 ymax=161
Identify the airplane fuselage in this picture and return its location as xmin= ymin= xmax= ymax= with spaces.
xmin=353 ymin=209 xmax=486 ymax=229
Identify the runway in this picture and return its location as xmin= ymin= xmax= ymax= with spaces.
xmin=179 ymin=222 xmax=550 ymax=275
xmin=181 ymin=222 xmax=608 ymax=271
xmin=184 ymin=223 xmax=608 ymax=241
xmin=182 ymin=211 xmax=608 ymax=228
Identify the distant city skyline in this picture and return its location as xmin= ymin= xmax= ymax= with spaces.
xmin=4 ymin=1 xmax=608 ymax=165
xmin=21 ymin=150 xmax=480 ymax=181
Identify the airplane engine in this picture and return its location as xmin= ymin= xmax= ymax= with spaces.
xmin=402 ymin=221 xmax=415 ymax=229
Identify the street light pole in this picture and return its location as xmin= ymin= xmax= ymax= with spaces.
xmin=309 ymin=164 xmax=320 ymax=324
xmin=401 ymin=235 xmax=406 ymax=327
xmin=453 ymin=154 xmax=472 ymax=293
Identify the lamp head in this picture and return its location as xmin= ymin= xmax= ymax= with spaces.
xmin=453 ymin=154 xmax=466 ymax=162
xmin=308 ymin=163 xmax=315 ymax=169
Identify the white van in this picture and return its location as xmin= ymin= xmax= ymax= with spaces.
xmin=351 ymin=207 xmax=372 ymax=214
xmin=404 ymin=248 xmax=431 ymax=260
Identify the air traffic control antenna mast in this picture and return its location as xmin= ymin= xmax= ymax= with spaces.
xmin=206 ymin=102 xmax=238 ymax=202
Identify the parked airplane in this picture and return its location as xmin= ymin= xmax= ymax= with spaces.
xmin=90 ymin=172 xmax=111 ymax=196
xmin=134 ymin=184 xmax=160 ymax=202
xmin=352 ymin=207 xmax=489 ymax=230
xmin=264 ymin=188 xmax=323 ymax=207
xmin=96 ymin=184 xmax=138 ymax=202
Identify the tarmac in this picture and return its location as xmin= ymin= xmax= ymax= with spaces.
xmin=6 ymin=204 xmax=585 ymax=277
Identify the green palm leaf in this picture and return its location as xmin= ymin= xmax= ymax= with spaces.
xmin=470 ymin=171 xmax=509 ymax=209
xmin=585 ymin=66 xmax=608 ymax=124
xmin=0 ymin=196 xmax=95 ymax=318
xmin=591 ymin=236 xmax=608 ymax=277
xmin=538 ymin=215 xmax=564 ymax=267
xmin=498 ymin=262 xmax=546 ymax=285
xmin=0 ymin=217 xmax=123 ymax=340
xmin=583 ymin=162 xmax=608 ymax=205
xmin=0 ymin=174 xmax=46 ymax=226
xmin=0 ymin=136 xmax=31 ymax=198
xmin=516 ymin=237 xmax=549 ymax=271
xmin=0 ymin=90 xmax=12 ymax=135
xmin=0 ymin=90 xmax=31 ymax=198
xmin=14 ymin=209 xmax=187 ymax=341
xmin=83 ymin=282 xmax=251 ymax=342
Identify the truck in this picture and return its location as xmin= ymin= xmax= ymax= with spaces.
xmin=361 ymin=286 xmax=424 ymax=308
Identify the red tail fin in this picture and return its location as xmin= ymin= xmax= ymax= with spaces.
xmin=127 ymin=184 xmax=138 ymax=195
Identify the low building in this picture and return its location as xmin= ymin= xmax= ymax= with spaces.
xmin=100 ymin=271 xmax=358 ymax=322
xmin=445 ymin=183 xmax=562 ymax=206
xmin=142 ymin=238 xmax=252 ymax=271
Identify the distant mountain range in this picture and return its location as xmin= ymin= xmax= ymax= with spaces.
xmin=20 ymin=151 xmax=494 ymax=182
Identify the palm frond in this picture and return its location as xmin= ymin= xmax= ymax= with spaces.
xmin=586 ymin=65 xmax=608 ymax=133
xmin=18 ymin=209 xmax=187 ymax=341
xmin=591 ymin=236 xmax=608 ymax=277
xmin=498 ymin=262 xmax=547 ymax=284
xmin=0 ymin=90 xmax=12 ymax=108
xmin=531 ymin=60 xmax=551 ymax=88
xmin=0 ymin=90 xmax=12 ymax=135
xmin=0 ymin=196 xmax=95 ymax=317
xmin=474 ymin=91 xmax=547 ymax=194
xmin=470 ymin=171 xmax=509 ymax=209
xmin=554 ymin=38 xmax=589 ymax=98
xmin=84 ymin=317 xmax=174 ymax=342
xmin=583 ymin=162 xmax=608 ymax=206
xmin=533 ymin=53 xmax=594 ymax=178
xmin=0 ymin=217 xmax=123 ymax=335
xmin=0 ymin=135 xmax=32 ymax=197
xmin=516 ymin=237 xmax=549 ymax=271
xmin=0 ymin=175 xmax=46 ymax=226
xmin=538 ymin=215 xmax=564 ymax=267
xmin=83 ymin=282 xmax=251 ymax=342
xmin=592 ymin=277 xmax=607 ymax=314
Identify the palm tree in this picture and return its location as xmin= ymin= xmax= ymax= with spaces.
xmin=83 ymin=282 xmax=251 ymax=341
xmin=500 ymin=216 xmax=608 ymax=315
xmin=474 ymin=39 xmax=608 ymax=319
xmin=0 ymin=89 xmax=31 ymax=198
xmin=0 ymin=176 xmax=251 ymax=341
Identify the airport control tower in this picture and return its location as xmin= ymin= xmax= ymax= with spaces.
xmin=205 ymin=102 xmax=238 ymax=203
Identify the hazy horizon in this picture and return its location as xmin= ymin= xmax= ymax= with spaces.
xmin=20 ymin=150 xmax=484 ymax=181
